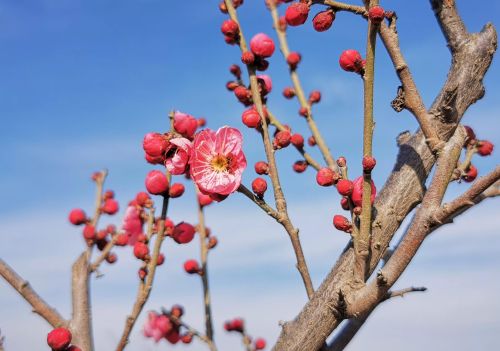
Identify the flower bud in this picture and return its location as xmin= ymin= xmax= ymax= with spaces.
xmin=69 ymin=208 xmax=87 ymax=225
xmin=254 ymin=161 xmax=270 ymax=175
xmin=368 ymin=6 xmax=385 ymax=24
xmin=145 ymin=170 xmax=169 ymax=195
xmin=477 ymin=140 xmax=494 ymax=156
xmin=252 ymin=178 xmax=268 ymax=197
xmin=250 ymin=33 xmax=276 ymax=58
xmin=293 ymin=160 xmax=308 ymax=173
xmin=313 ymin=9 xmax=335 ymax=32
xmin=337 ymin=179 xmax=354 ymax=196
xmin=339 ymin=49 xmax=364 ymax=73
xmin=333 ymin=215 xmax=352 ymax=233
xmin=133 ymin=242 xmax=149 ymax=260
xmin=316 ymin=168 xmax=339 ymax=186
xmin=47 ymin=328 xmax=72 ymax=351
xmin=169 ymin=183 xmax=185 ymax=198
xmin=184 ymin=259 xmax=200 ymax=274
xmin=285 ymin=2 xmax=309 ymax=26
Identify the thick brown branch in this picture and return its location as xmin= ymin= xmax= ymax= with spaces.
xmin=0 ymin=258 xmax=66 ymax=328
xmin=430 ymin=0 xmax=468 ymax=53
xmin=70 ymin=252 xmax=94 ymax=351
xmin=272 ymin=4 xmax=496 ymax=350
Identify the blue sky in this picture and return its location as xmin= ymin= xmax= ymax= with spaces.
xmin=0 ymin=1 xmax=499 ymax=350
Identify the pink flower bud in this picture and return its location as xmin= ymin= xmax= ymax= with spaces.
xmin=340 ymin=197 xmax=350 ymax=211
xmin=285 ymin=3 xmax=309 ymax=26
xmin=198 ymin=193 xmax=214 ymax=207
xmin=291 ymin=133 xmax=304 ymax=148
xmin=313 ymin=10 xmax=335 ymax=32
xmin=115 ymin=234 xmax=129 ymax=246
xmin=184 ymin=259 xmax=200 ymax=274
xmin=274 ymin=130 xmax=291 ymax=149
xmin=172 ymin=222 xmax=196 ymax=244
xmin=242 ymin=107 xmax=261 ymax=128
xmin=169 ymin=183 xmax=185 ymax=198
xmin=252 ymin=178 xmax=268 ymax=197
xmin=173 ymin=112 xmax=198 ymax=138
xmin=308 ymin=136 xmax=316 ymax=146
xmin=333 ymin=215 xmax=352 ymax=233
xmin=283 ymin=87 xmax=296 ymax=99
xmin=102 ymin=198 xmax=119 ymax=215
xmin=255 ymin=161 xmax=270 ymax=175
xmin=69 ymin=208 xmax=87 ymax=225
xmin=250 ymin=33 xmax=276 ymax=58
xmin=337 ymin=156 xmax=346 ymax=167
xmin=477 ymin=140 xmax=494 ymax=156
xmin=241 ymin=51 xmax=256 ymax=65
xmin=106 ymin=253 xmax=117 ymax=264
xmin=143 ymin=132 xmax=168 ymax=158
xmin=47 ymin=328 xmax=72 ymax=351
xmin=83 ymin=224 xmax=96 ymax=240
xmin=316 ymin=168 xmax=338 ymax=187
xmin=133 ymin=242 xmax=149 ymax=260
xmin=351 ymin=176 xmax=376 ymax=207
xmin=463 ymin=165 xmax=478 ymax=182
xmin=362 ymin=156 xmax=377 ymax=172
xmin=221 ymin=19 xmax=239 ymax=37
xmin=136 ymin=191 xmax=151 ymax=207
xmin=257 ymin=74 xmax=273 ymax=94
xmin=230 ymin=64 xmax=241 ymax=78
xmin=255 ymin=338 xmax=267 ymax=350
xmin=309 ymin=90 xmax=321 ymax=104
xmin=145 ymin=170 xmax=169 ymax=195
xmin=368 ymin=6 xmax=385 ymax=23
xmin=293 ymin=160 xmax=308 ymax=173
xmin=337 ymin=179 xmax=354 ymax=196
xmin=339 ymin=50 xmax=364 ymax=73
xmin=181 ymin=334 xmax=193 ymax=344
xmin=286 ymin=52 xmax=301 ymax=70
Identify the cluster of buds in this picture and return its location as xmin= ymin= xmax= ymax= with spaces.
xmin=460 ymin=125 xmax=494 ymax=182
xmin=224 ymin=318 xmax=267 ymax=350
xmin=47 ymin=328 xmax=80 ymax=351
xmin=143 ymin=306 xmax=193 ymax=345
xmin=221 ymin=19 xmax=240 ymax=45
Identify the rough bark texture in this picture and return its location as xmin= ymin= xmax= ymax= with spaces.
xmin=272 ymin=1 xmax=497 ymax=350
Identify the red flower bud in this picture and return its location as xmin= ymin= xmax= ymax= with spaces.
xmin=69 ymin=208 xmax=87 ymax=225
xmin=172 ymin=222 xmax=196 ymax=244
xmin=333 ymin=215 xmax=352 ymax=233
xmin=255 ymin=338 xmax=267 ymax=350
xmin=197 ymin=117 xmax=207 ymax=127
xmin=316 ymin=168 xmax=338 ymax=186
xmin=340 ymin=197 xmax=350 ymax=211
xmin=351 ymin=176 xmax=376 ymax=207
xmin=242 ymin=107 xmax=261 ymax=128
xmin=106 ymin=252 xmax=117 ymax=264
xmin=136 ymin=191 xmax=151 ymax=207
xmin=241 ymin=51 xmax=256 ymax=65
xmin=362 ymin=156 xmax=377 ymax=172
xmin=299 ymin=106 xmax=308 ymax=117
xmin=174 ymin=112 xmax=198 ymax=138
xmin=464 ymin=125 xmax=476 ymax=146
xmin=226 ymin=81 xmax=239 ymax=91
xmin=286 ymin=52 xmax=301 ymax=70
xmin=171 ymin=304 xmax=184 ymax=318
xmin=198 ymin=193 xmax=213 ymax=207
xmin=104 ymin=190 xmax=115 ymax=199
xmin=463 ymin=165 xmax=478 ymax=182
xmin=208 ymin=236 xmax=218 ymax=249
xmin=230 ymin=64 xmax=241 ymax=78
xmin=102 ymin=198 xmax=119 ymax=215
xmin=337 ymin=179 xmax=354 ymax=196
xmin=156 ymin=253 xmax=165 ymax=266
xmin=234 ymin=86 xmax=252 ymax=104
xmin=339 ymin=50 xmax=364 ymax=73
xmin=252 ymin=178 xmax=268 ymax=197
xmin=313 ymin=10 xmax=335 ymax=32
xmin=278 ymin=16 xmax=287 ymax=31
xmin=309 ymin=90 xmax=321 ymax=104
xmin=115 ymin=234 xmax=129 ymax=246
xmin=291 ymin=133 xmax=304 ymax=148
xmin=285 ymin=3 xmax=309 ymax=26
xmin=83 ymin=224 xmax=96 ymax=240
xmin=47 ymin=328 xmax=72 ymax=351
xmin=181 ymin=334 xmax=193 ymax=344
xmin=169 ymin=183 xmax=185 ymax=198
xmin=274 ymin=130 xmax=292 ymax=149
xmin=221 ymin=19 xmax=239 ymax=37
xmin=368 ymin=6 xmax=385 ymax=24
xmin=145 ymin=170 xmax=169 ymax=195
xmin=184 ymin=259 xmax=200 ymax=274
xmin=293 ymin=160 xmax=308 ymax=173
xmin=133 ymin=242 xmax=149 ymax=260
xmin=477 ymin=140 xmax=494 ymax=156
xmin=283 ymin=87 xmax=296 ymax=99
xmin=138 ymin=267 xmax=148 ymax=280
xmin=255 ymin=161 xmax=270 ymax=175
xmin=250 ymin=33 xmax=275 ymax=58
xmin=308 ymin=136 xmax=316 ymax=146
xmin=143 ymin=132 xmax=168 ymax=158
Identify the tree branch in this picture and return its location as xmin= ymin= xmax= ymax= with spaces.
xmin=0 ymin=258 xmax=67 ymax=328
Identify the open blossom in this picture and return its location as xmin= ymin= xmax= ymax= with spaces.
xmin=165 ymin=137 xmax=192 ymax=175
xmin=190 ymin=126 xmax=247 ymax=196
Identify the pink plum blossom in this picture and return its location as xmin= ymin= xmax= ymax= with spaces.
xmin=165 ymin=137 xmax=192 ymax=175
xmin=190 ymin=126 xmax=247 ymax=196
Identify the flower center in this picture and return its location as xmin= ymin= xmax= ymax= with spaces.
xmin=210 ymin=154 xmax=230 ymax=172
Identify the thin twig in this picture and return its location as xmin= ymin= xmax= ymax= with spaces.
xmin=237 ymin=184 xmax=280 ymax=220
xmin=116 ymin=194 xmax=170 ymax=351
xmin=89 ymin=235 xmax=117 ymax=274
xmin=224 ymin=0 xmax=314 ymax=299
xmin=0 ymin=258 xmax=67 ymax=328
xmin=383 ymin=286 xmax=427 ymax=301
xmin=267 ymin=109 xmax=321 ymax=171
xmin=268 ymin=1 xmax=336 ymax=170
xmin=195 ymin=186 xmax=215 ymax=342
